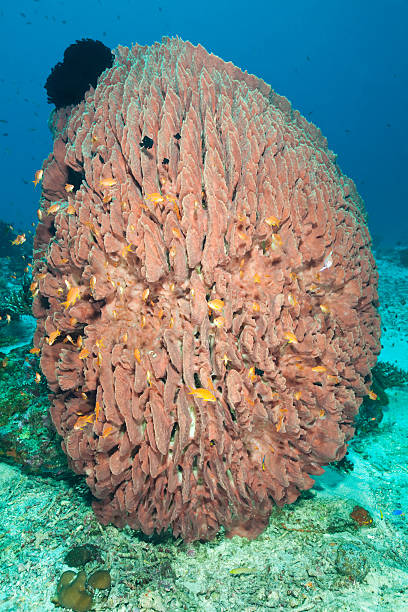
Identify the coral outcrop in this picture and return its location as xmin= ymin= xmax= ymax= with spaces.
xmin=33 ymin=38 xmax=381 ymax=541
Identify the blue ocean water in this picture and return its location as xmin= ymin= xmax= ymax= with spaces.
xmin=0 ymin=0 xmax=407 ymax=245
xmin=0 ymin=1 xmax=407 ymax=610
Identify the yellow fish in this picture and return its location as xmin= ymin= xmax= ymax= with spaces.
xmin=64 ymin=184 xmax=74 ymax=193
xmin=188 ymin=387 xmax=216 ymax=402
xmin=312 ymin=366 xmax=327 ymax=373
xmin=121 ymin=244 xmax=133 ymax=257
xmin=11 ymin=234 xmax=26 ymax=245
xmin=368 ymin=390 xmax=377 ymax=400
xmin=248 ymin=366 xmax=257 ymax=382
xmin=229 ymin=567 xmax=257 ymax=575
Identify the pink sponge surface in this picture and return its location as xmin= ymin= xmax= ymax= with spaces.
xmin=33 ymin=38 xmax=381 ymax=541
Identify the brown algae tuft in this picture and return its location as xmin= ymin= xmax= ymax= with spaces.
xmin=64 ymin=544 xmax=100 ymax=567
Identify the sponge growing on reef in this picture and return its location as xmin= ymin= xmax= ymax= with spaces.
xmin=33 ymin=37 xmax=381 ymax=542
xmin=44 ymin=38 xmax=114 ymax=109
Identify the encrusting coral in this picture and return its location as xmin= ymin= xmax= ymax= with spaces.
xmin=33 ymin=38 xmax=381 ymax=541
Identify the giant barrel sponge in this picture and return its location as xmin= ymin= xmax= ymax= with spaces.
xmin=33 ymin=37 xmax=381 ymax=541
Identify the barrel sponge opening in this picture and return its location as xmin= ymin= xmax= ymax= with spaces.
xmin=45 ymin=38 xmax=114 ymax=109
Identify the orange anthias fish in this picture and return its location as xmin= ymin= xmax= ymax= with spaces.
xmin=188 ymin=387 xmax=217 ymax=402
xmin=208 ymin=299 xmax=224 ymax=311
xmin=368 ymin=390 xmax=378 ymax=400
xmin=62 ymin=286 xmax=81 ymax=310
xmin=101 ymin=424 xmax=113 ymax=438
xmin=312 ymin=366 xmax=327 ymax=373
xmin=47 ymin=329 xmax=61 ymax=345
xmin=64 ymin=183 xmax=74 ymax=193
xmin=265 ymin=215 xmax=281 ymax=228
xmin=284 ymin=331 xmax=298 ymax=344
xmin=33 ymin=169 xmax=43 ymax=187
xmin=100 ymin=177 xmax=117 ymax=188
xmin=327 ymin=374 xmax=340 ymax=384
xmin=213 ymin=316 xmax=225 ymax=328
xmin=270 ymin=233 xmax=283 ymax=250
xmin=48 ymin=204 xmax=60 ymax=214
xmin=11 ymin=234 xmax=26 ymax=245
xmin=287 ymin=294 xmax=298 ymax=307
xmin=73 ymin=413 xmax=95 ymax=430
xmin=145 ymin=192 xmax=165 ymax=204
